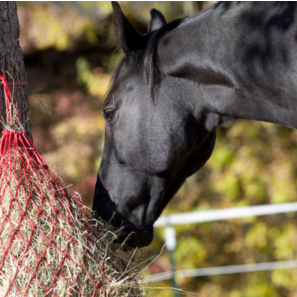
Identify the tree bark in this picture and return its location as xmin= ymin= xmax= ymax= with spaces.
xmin=0 ymin=1 xmax=32 ymax=140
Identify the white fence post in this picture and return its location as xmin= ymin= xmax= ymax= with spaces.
xmin=165 ymin=224 xmax=179 ymax=296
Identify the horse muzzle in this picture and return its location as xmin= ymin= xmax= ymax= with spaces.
xmin=111 ymin=214 xmax=154 ymax=250
xmin=118 ymin=224 xmax=154 ymax=250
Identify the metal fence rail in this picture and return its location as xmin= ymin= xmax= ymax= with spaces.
xmin=149 ymin=202 xmax=297 ymax=286
xmin=154 ymin=202 xmax=297 ymax=227
xmin=145 ymin=260 xmax=297 ymax=283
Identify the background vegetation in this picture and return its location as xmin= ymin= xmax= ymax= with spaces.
xmin=17 ymin=2 xmax=297 ymax=296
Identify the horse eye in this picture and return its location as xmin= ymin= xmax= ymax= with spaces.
xmin=103 ymin=109 xmax=115 ymax=122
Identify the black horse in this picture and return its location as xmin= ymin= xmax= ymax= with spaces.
xmin=93 ymin=2 xmax=297 ymax=249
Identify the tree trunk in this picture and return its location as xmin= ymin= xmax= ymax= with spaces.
xmin=0 ymin=1 xmax=32 ymax=140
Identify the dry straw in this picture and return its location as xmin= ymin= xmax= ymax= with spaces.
xmin=0 ymin=70 xmax=145 ymax=296
xmin=0 ymin=128 xmax=145 ymax=297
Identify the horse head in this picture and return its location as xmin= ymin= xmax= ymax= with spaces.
xmin=93 ymin=2 xmax=217 ymax=249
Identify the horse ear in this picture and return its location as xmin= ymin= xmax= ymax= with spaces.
xmin=148 ymin=9 xmax=166 ymax=32
xmin=112 ymin=1 xmax=146 ymax=53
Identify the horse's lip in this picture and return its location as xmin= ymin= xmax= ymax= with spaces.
xmin=105 ymin=211 xmax=154 ymax=249
xmin=110 ymin=211 xmax=124 ymax=227
xmin=119 ymin=228 xmax=154 ymax=250
xmin=113 ymin=217 xmax=154 ymax=249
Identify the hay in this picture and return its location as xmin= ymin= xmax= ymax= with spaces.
xmin=0 ymin=128 xmax=144 ymax=297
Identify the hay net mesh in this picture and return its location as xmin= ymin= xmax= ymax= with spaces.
xmin=0 ymin=70 xmax=143 ymax=296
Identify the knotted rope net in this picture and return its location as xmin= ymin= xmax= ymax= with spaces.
xmin=0 ymin=70 xmax=144 ymax=296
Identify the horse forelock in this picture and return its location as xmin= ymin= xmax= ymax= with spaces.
xmin=105 ymin=17 xmax=185 ymax=107
xmin=143 ymin=17 xmax=185 ymax=101
xmin=103 ymin=55 xmax=126 ymax=108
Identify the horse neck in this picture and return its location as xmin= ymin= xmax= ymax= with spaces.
xmin=158 ymin=2 xmax=297 ymax=130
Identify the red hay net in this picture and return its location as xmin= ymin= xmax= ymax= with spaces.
xmin=0 ymin=71 xmax=142 ymax=296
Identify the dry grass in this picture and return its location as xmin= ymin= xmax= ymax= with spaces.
xmin=0 ymin=130 xmax=145 ymax=297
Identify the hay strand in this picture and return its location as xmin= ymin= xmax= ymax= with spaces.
xmin=0 ymin=128 xmax=144 ymax=297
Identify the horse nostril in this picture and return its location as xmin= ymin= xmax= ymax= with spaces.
xmin=118 ymin=159 xmax=126 ymax=165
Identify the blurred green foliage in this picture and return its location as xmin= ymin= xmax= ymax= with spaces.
xmin=16 ymin=2 xmax=297 ymax=296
